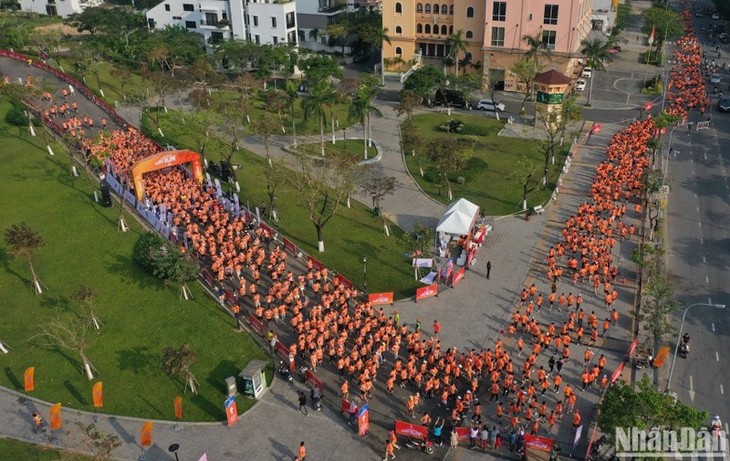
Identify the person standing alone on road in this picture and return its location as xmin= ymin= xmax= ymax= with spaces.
xmin=433 ymin=320 xmax=441 ymax=338
xmin=297 ymin=391 xmax=308 ymax=416
xmin=486 ymin=261 xmax=492 ymax=279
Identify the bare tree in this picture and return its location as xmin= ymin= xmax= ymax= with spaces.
xmin=4 ymin=223 xmax=45 ymax=294
xmin=33 ymin=314 xmax=97 ymax=380
xmin=72 ymin=285 xmax=103 ymax=330
xmin=75 ymin=422 xmax=122 ymax=461
xmin=162 ymin=344 xmax=199 ymax=394
xmin=251 ymin=116 xmax=281 ymax=167
xmin=360 ymin=176 xmax=397 ymax=236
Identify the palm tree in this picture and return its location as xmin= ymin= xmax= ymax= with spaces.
xmin=285 ymin=79 xmax=299 ymax=147
xmin=445 ymin=30 xmax=468 ymax=77
xmin=580 ymin=38 xmax=612 ymax=106
xmin=522 ymin=32 xmax=552 ymax=68
xmin=363 ymin=26 xmax=391 ymax=86
xmin=348 ymin=74 xmax=383 ymax=159
xmin=302 ymin=82 xmax=331 ymax=156
xmin=308 ymin=28 xmax=321 ymax=43
xmin=4 ymin=223 xmax=44 ymax=294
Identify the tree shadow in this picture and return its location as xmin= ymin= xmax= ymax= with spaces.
xmin=205 ymin=360 xmax=240 ymax=393
xmin=0 ymin=248 xmax=32 ymax=289
xmin=39 ymin=294 xmax=77 ymax=316
xmin=4 ymin=367 xmax=22 ymax=390
xmin=139 ymin=396 xmax=165 ymax=418
xmin=190 ymin=393 xmax=223 ymax=420
xmin=267 ymin=436 xmax=295 ymax=461
xmin=64 ymin=380 xmax=87 ymax=405
xmin=106 ymin=253 xmax=162 ymax=290
xmin=116 ymin=345 xmax=158 ymax=375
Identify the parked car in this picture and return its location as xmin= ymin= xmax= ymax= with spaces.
xmin=695 ymin=11 xmax=703 ymax=17
xmin=718 ymin=96 xmax=730 ymax=112
xmin=712 ymin=12 xmax=720 ymax=20
xmin=432 ymin=89 xmax=472 ymax=109
xmin=476 ymin=99 xmax=506 ymax=111
xmin=608 ymin=45 xmax=622 ymax=54
xmin=581 ymin=67 xmax=593 ymax=78
xmin=710 ymin=73 xmax=721 ymax=84
xmin=352 ymin=52 xmax=369 ymax=63
xmin=575 ymin=79 xmax=587 ymax=91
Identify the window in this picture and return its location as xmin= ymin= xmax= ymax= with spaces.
xmin=449 ymin=25 xmax=453 ymax=33
xmin=466 ymin=52 xmax=472 ymax=61
xmin=432 ymin=3 xmax=438 ymax=14
xmin=286 ymin=11 xmax=295 ymax=28
xmin=395 ymin=2 xmax=402 ymax=14
xmin=255 ymin=34 xmax=260 ymax=44
xmin=416 ymin=3 xmax=422 ymax=13
xmin=466 ymin=6 xmax=474 ymax=18
xmin=425 ymin=4 xmax=430 ymax=13
xmin=466 ymin=30 xmax=473 ymax=39
xmin=205 ymin=13 xmax=218 ymax=25
xmin=492 ymin=1 xmax=506 ymax=21
xmin=544 ymin=4 xmax=558 ymax=25
xmin=395 ymin=46 xmax=402 ymax=56
xmin=273 ymin=36 xmax=278 ymax=44
xmin=164 ymin=3 xmax=170 ymax=11
xmin=253 ymin=15 xmax=258 ymax=26
xmin=271 ymin=17 xmax=277 ymax=28
xmin=148 ymin=18 xmax=156 ymax=28
xmin=425 ymin=24 xmax=431 ymax=33
xmin=449 ymin=4 xmax=453 ymax=14
xmin=182 ymin=3 xmax=194 ymax=10
xmin=417 ymin=23 xmax=423 ymax=33
xmin=172 ymin=16 xmax=182 ymax=20
xmin=441 ymin=25 xmax=447 ymax=35
xmin=541 ymin=30 xmax=556 ymax=49
xmin=490 ymin=26 xmax=505 ymax=46
xmin=395 ymin=26 xmax=402 ymax=35
xmin=211 ymin=31 xmax=224 ymax=43
xmin=185 ymin=20 xmax=196 ymax=28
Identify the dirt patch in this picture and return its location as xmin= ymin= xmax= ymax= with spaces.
xmin=34 ymin=23 xmax=89 ymax=36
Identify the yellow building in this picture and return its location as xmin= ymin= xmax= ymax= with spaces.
xmin=382 ymin=0 xmax=593 ymax=90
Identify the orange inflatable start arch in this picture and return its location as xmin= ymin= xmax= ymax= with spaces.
xmin=130 ymin=150 xmax=204 ymax=201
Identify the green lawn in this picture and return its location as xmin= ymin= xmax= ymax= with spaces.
xmin=297 ymin=138 xmax=377 ymax=160
xmin=0 ymin=101 xmax=271 ymax=422
xmin=404 ymin=113 xmax=568 ymax=216
xmin=0 ymin=437 xmax=90 ymax=461
xmin=141 ymin=111 xmax=420 ymax=298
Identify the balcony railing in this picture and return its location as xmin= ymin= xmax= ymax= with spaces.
xmin=200 ymin=20 xmax=230 ymax=29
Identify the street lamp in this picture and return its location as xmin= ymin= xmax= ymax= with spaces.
xmin=168 ymin=443 xmax=180 ymax=461
xmin=362 ymin=257 xmax=368 ymax=293
xmin=666 ymin=302 xmax=725 ymax=391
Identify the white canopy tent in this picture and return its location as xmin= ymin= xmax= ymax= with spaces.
xmin=436 ymin=198 xmax=480 ymax=235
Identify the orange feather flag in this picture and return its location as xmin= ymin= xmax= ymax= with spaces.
xmin=140 ymin=421 xmax=154 ymax=448
xmin=92 ymin=382 xmax=103 ymax=408
xmin=24 ymin=367 xmax=35 ymax=392
xmin=174 ymin=396 xmax=183 ymax=420
xmin=652 ymin=346 xmax=670 ymax=368
xmin=49 ymin=403 xmax=62 ymax=430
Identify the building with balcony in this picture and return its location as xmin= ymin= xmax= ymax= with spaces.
xmin=382 ymin=0 xmax=593 ymax=91
xmin=146 ymin=0 xmax=297 ymax=48
xmin=19 ymin=0 xmax=102 ymax=18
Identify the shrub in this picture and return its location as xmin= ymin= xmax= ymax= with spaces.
xmin=133 ymin=232 xmax=170 ymax=274
xmin=438 ymin=119 xmax=464 ymax=133
xmin=5 ymin=105 xmax=31 ymax=126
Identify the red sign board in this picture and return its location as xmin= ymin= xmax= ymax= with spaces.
xmin=591 ymin=123 xmax=602 ymax=133
xmin=283 ymin=238 xmax=297 ymax=254
xmin=247 ymin=313 xmax=264 ymax=334
xmin=394 ymin=420 xmax=429 ymax=439
xmin=202 ymin=269 xmax=215 ymax=287
xmin=610 ymin=361 xmax=625 ymax=384
xmin=416 ymin=283 xmax=438 ymax=301
xmin=225 ymin=396 xmax=239 ymax=428
xmin=627 ymin=338 xmax=639 ymax=357
xmin=274 ymin=340 xmax=289 ymax=361
xmin=523 ymin=434 xmax=555 ymax=452
xmin=358 ymin=404 xmax=370 ymax=437
xmin=451 ymin=267 xmax=466 ymax=287
xmin=455 ymin=426 xmax=471 ymax=442
xmin=368 ymin=292 xmax=394 ymax=305
xmin=259 ymin=222 xmax=272 ymax=235
xmin=335 ymin=274 xmax=352 ymax=289
xmin=308 ymin=256 xmax=324 ymax=271
xmin=644 ymin=101 xmax=653 ymax=111
xmin=305 ymin=369 xmax=323 ymax=392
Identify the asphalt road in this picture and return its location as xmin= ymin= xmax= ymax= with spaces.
xmin=660 ymin=3 xmax=730 ymax=437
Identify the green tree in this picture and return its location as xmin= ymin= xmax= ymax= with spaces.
xmin=641 ymin=275 xmax=680 ymax=340
xmin=308 ymin=28 xmax=321 ymax=43
xmin=400 ymin=222 xmax=434 ymax=259
xmin=361 ymin=24 xmax=391 ymax=85
xmin=428 ymin=136 xmax=471 ymax=200
xmin=66 ymin=6 xmax=145 ymax=36
xmin=642 ymin=7 xmax=684 ymax=44
xmin=510 ymin=59 xmax=541 ymax=114
xmin=285 ymin=79 xmax=300 ymax=147
xmin=401 ymin=119 xmax=426 ymax=176
xmin=4 ymin=223 xmax=44 ymax=294
xmin=509 ymin=155 xmax=539 ymax=210
xmin=445 ymin=30 xmax=468 ymax=77
xmin=143 ymin=25 xmax=205 ymax=78
xmin=522 ymin=32 xmax=552 ymax=69
xmin=264 ymin=88 xmax=290 ymax=127
xmin=302 ymin=81 xmax=332 ymax=156
xmin=162 ymin=344 xmax=199 ymax=394
xmin=325 ymin=22 xmax=348 ymax=54
xmin=599 ymin=377 xmax=707 ymax=440
xmin=251 ymin=116 xmax=281 ymax=166
xmin=535 ymin=95 xmax=582 ymax=186
xmin=581 ymin=38 xmax=613 ymax=106
xmin=394 ymin=89 xmax=421 ymax=121
xmin=348 ymin=74 xmax=382 ymax=159
xmin=402 ymin=65 xmax=447 ymax=101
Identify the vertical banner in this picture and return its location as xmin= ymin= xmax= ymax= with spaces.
xmin=610 ymin=361 xmax=625 ymax=384
xmin=92 ymin=381 xmax=103 ymax=408
xmin=225 ymin=396 xmax=239 ymax=428
xmin=357 ymin=404 xmax=370 ymax=437
xmin=174 ymin=396 xmax=183 ymax=420
xmin=140 ymin=421 xmax=154 ymax=448
xmin=49 ymin=403 xmax=62 ymax=430
xmin=24 ymin=367 xmax=35 ymax=392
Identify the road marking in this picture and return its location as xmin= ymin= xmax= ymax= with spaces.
xmin=700 ymin=237 xmax=704 ymax=244
xmin=705 ymin=152 xmax=708 ymax=160
xmin=697 ymin=206 xmax=700 ymax=212
xmin=706 ymin=276 xmax=710 ymax=284
xmin=689 ymin=375 xmax=695 ymax=401
xmin=712 ymin=323 xmax=716 ymax=332
xmin=717 ymin=351 xmax=720 ymax=362
xmin=721 ymin=384 xmax=725 ymax=395
xmin=694 ymin=193 xmax=698 ymax=198
xmin=692 ymin=170 xmax=695 ymax=175
xmin=703 ymin=256 xmax=707 ymax=263
xmin=698 ymin=222 xmax=702 ymax=228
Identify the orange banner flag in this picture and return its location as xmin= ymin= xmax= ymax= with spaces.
xmin=140 ymin=421 xmax=154 ymax=448
xmin=652 ymin=346 xmax=670 ymax=368
xmin=92 ymin=382 xmax=103 ymax=408
xmin=49 ymin=403 xmax=62 ymax=430
xmin=24 ymin=367 xmax=35 ymax=392
xmin=174 ymin=396 xmax=183 ymax=420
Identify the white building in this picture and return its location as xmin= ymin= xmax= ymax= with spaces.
xmin=19 ymin=0 xmax=102 ymax=18
xmin=146 ymin=0 xmax=297 ymax=47
xmin=591 ymin=0 xmax=617 ymax=34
